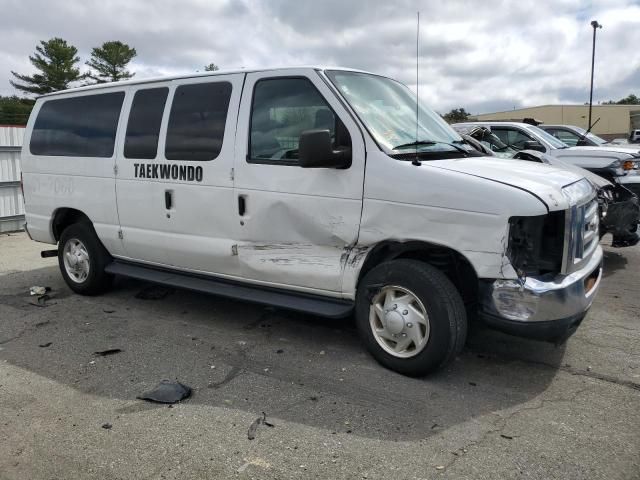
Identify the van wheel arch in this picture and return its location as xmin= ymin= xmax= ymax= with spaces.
xmin=356 ymin=241 xmax=479 ymax=307
xmin=51 ymin=208 xmax=93 ymax=241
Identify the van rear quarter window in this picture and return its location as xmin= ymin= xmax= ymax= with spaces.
xmin=30 ymin=92 xmax=125 ymax=157
xmin=124 ymin=87 xmax=169 ymax=159
xmin=165 ymin=82 xmax=232 ymax=161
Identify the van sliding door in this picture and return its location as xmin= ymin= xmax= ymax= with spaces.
xmin=114 ymin=74 xmax=244 ymax=276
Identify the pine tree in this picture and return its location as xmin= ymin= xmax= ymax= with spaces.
xmin=86 ymin=41 xmax=137 ymax=83
xmin=10 ymin=38 xmax=83 ymax=95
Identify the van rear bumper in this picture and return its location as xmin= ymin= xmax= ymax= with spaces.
xmin=478 ymin=246 xmax=603 ymax=342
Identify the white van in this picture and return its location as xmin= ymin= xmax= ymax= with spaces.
xmin=630 ymin=129 xmax=640 ymax=143
xmin=21 ymin=67 xmax=602 ymax=376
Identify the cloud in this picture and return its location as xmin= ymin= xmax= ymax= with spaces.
xmin=1 ymin=0 xmax=639 ymax=114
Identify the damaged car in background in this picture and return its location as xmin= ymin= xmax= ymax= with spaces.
xmin=454 ymin=120 xmax=640 ymax=200
xmin=454 ymin=124 xmax=640 ymax=248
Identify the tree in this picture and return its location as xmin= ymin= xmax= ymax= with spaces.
xmin=603 ymin=94 xmax=640 ymax=105
xmin=10 ymin=38 xmax=83 ymax=95
xmin=442 ymin=108 xmax=470 ymax=124
xmin=86 ymin=41 xmax=137 ymax=83
xmin=0 ymin=96 xmax=34 ymax=125
xmin=204 ymin=63 xmax=220 ymax=72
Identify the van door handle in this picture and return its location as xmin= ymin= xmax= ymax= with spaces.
xmin=165 ymin=190 xmax=173 ymax=210
xmin=238 ymin=195 xmax=246 ymax=216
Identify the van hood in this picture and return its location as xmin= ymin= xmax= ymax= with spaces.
xmin=429 ymin=156 xmax=585 ymax=210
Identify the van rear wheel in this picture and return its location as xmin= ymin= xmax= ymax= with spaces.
xmin=355 ymin=259 xmax=467 ymax=376
xmin=58 ymin=223 xmax=113 ymax=295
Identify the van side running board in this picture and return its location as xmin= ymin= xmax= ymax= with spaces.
xmin=104 ymin=261 xmax=354 ymax=318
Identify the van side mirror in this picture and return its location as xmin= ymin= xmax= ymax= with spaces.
xmin=299 ymin=129 xmax=352 ymax=169
xmin=522 ymin=140 xmax=545 ymax=152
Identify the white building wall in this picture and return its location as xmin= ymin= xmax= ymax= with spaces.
xmin=0 ymin=126 xmax=25 ymax=233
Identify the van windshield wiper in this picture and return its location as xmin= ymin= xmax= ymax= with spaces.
xmin=392 ymin=140 xmax=470 ymax=155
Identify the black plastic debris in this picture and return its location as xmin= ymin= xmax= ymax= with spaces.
xmin=94 ymin=349 xmax=123 ymax=357
xmin=103 ymin=309 xmax=116 ymax=314
xmin=135 ymin=286 xmax=175 ymax=300
xmin=39 ymin=342 xmax=52 ymax=348
xmin=101 ymin=423 xmax=112 ymax=430
xmin=137 ymin=380 xmax=191 ymax=404
xmin=247 ymin=412 xmax=275 ymax=440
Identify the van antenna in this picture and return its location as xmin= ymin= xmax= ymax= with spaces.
xmin=413 ymin=11 xmax=421 ymax=166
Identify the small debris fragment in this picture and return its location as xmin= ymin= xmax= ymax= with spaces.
xmin=500 ymin=434 xmax=514 ymax=440
xmin=469 ymin=382 xmax=477 ymax=387
xmin=137 ymin=380 xmax=191 ymax=404
xmin=30 ymin=286 xmax=51 ymax=296
xmin=436 ymin=465 xmax=445 ymax=470
xmin=319 ymin=350 xmax=325 ymax=355
xmin=587 ymin=365 xmax=592 ymax=371
xmin=276 ymin=349 xmax=284 ymax=354
xmin=30 ymin=295 xmax=56 ymax=308
xmin=134 ymin=285 xmax=174 ymax=300
xmin=247 ymin=412 xmax=275 ymax=440
xmin=309 ymin=396 xmax=319 ymax=402
xmin=103 ymin=309 xmax=116 ymax=314
xmin=39 ymin=342 xmax=52 ymax=348
xmin=101 ymin=423 xmax=112 ymax=430
xmin=94 ymin=349 xmax=122 ymax=357
xmin=89 ymin=361 xmax=96 ymax=365
xmin=431 ymin=423 xmax=439 ymax=429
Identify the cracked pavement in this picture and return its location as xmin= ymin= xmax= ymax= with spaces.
xmin=0 ymin=232 xmax=638 ymax=479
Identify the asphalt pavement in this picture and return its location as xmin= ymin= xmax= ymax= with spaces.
xmin=0 ymin=232 xmax=638 ymax=479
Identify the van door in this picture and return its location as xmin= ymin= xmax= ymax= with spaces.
xmin=233 ymin=70 xmax=365 ymax=295
xmin=115 ymin=74 xmax=244 ymax=276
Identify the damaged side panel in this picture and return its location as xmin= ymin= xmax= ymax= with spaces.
xmin=233 ymin=192 xmax=362 ymax=293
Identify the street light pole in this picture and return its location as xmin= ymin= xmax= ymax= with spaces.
xmin=588 ymin=20 xmax=602 ymax=131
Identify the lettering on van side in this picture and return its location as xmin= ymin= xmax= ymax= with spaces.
xmin=133 ymin=163 xmax=204 ymax=182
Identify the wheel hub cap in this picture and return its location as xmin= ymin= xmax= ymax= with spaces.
xmin=369 ymin=285 xmax=431 ymax=359
xmin=384 ymin=309 xmax=405 ymax=334
xmin=62 ymin=238 xmax=90 ymax=284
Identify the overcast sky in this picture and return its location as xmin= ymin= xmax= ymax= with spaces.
xmin=1 ymin=0 xmax=639 ymax=114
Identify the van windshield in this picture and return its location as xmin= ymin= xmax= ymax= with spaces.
xmin=325 ymin=70 xmax=465 ymax=155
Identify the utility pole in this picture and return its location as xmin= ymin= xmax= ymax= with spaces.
xmin=588 ymin=20 xmax=602 ymax=130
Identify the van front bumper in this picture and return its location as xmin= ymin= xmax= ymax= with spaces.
xmin=478 ymin=245 xmax=603 ymax=342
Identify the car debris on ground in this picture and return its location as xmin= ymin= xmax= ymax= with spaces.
xmin=247 ymin=412 xmax=275 ymax=440
xmin=136 ymin=380 xmax=192 ymax=404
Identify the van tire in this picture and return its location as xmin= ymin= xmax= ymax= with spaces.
xmin=58 ymin=222 xmax=113 ymax=295
xmin=355 ymin=259 xmax=467 ymax=376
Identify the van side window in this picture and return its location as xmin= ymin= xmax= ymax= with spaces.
xmin=30 ymin=92 xmax=125 ymax=157
xmin=124 ymin=87 xmax=169 ymax=159
xmin=249 ymin=77 xmax=351 ymax=165
xmin=165 ymin=82 xmax=232 ymax=161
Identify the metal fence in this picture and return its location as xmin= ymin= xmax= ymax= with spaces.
xmin=0 ymin=126 xmax=25 ymax=233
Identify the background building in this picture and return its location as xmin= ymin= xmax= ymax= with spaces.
xmin=474 ymin=104 xmax=640 ymax=141
xmin=0 ymin=125 xmax=25 ymax=233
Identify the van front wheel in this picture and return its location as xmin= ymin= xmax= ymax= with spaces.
xmin=355 ymin=259 xmax=467 ymax=376
xmin=58 ymin=223 xmax=113 ymax=295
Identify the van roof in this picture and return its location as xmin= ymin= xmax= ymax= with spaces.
xmin=40 ymin=66 xmax=374 ymax=98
